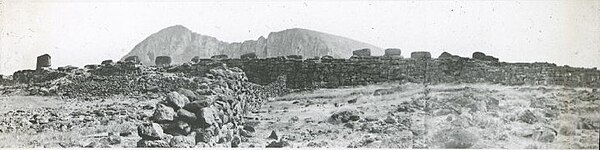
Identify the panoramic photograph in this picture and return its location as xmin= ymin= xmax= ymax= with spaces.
xmin=0 ymin=0 xmax=599 ymax=149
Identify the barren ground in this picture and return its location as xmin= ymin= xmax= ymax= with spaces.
xmin=0 ymin=83 xmax=598 ymax=148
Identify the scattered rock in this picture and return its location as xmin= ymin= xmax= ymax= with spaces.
xmin=196 ymin=106 xmax=218 ymax=128
xmin=137 ymin=123 xmax=164 ymax=140
xmin=183 ymin=96 xmax=215 ymax=113
xmin=533 ymin=127 xmax=557 ymax=143
xmin=348 ymin=98 xmax=358 ymax=104
xmin=520 ymin=110 xmax=537 ymax=124
xmin=169 ymin=135 xmax=195 ymax=148
xmin=107 ymin=132 xmax=122 ymax=145
xmin=119 ymin=131 xmax=132 ymax=137
xmin=85 ymin=141 xmax=110 ymax=148
xmin=165 ymin=91 xmax=190 ymax=110
xmin=177 ymin=88 xmax=198 ymax=101
xmin=266 ymin=139 xmax=290 ymax=148
xmin=239 ymin=127 xmax=255 ymax=137
xmin=230 ymin=136 xmax=241 ymax=147
xmin=137 ymin=140 xmax=170 ymax=148
xmin=433 ymin=128 xmax=479 ymax=148
xmin=152 ymin=104 xmax=176 ymax=122
xmin=268 ymin=130 xmax=279 ymax=140
xmin=329 ymin=109 xmax=361 ymax=124
xmin=384 ymin=116 xmax=397 ymax=124
xmin=176 ymin=109 xmax=197 ymax=123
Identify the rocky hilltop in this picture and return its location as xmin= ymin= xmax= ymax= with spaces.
xmin=121 ymin=25 xmax=382 ymax=65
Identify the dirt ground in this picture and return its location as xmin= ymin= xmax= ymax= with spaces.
xmin=0 ymin=82 xmax=598 ymax=148
xmin=243 ymin=83 xmax=599 ymax=148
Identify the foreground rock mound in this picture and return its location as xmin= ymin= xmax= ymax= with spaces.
xmin=137 ymin=66 xmax=269 ymax=148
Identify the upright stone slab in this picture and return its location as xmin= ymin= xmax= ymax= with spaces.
xmin=36 ymin=54 xmax=51 ymax=70
xmin=352 ymin=48 xmax=371 ymax=57
xmin=411 ymin=51 xmax=431 ymax=60
xmin=155 ymin=56 xmax=172 ymax=67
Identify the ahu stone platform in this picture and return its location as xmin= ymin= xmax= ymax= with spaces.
xmin=188 ymin=56 xmax=600 ymax=89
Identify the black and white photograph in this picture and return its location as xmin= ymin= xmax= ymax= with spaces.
xmin=0 ymin=0 xmax=599 ymax=148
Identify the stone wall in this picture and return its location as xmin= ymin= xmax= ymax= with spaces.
xmin=195 ymin=58 xmax=600 ymax=89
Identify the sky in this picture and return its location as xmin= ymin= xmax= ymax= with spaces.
xmin=1 ymin=0 xmax=599 ymax=75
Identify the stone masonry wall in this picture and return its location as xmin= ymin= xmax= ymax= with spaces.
xmin=202 ymin=58 xmax=600 ymax=89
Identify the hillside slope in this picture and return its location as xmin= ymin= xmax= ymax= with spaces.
xmin=121 ymin=25 xmax=382 ymax=65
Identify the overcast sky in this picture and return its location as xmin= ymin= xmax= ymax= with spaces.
xmin=1 ymin=0 xmax=599 ymax=75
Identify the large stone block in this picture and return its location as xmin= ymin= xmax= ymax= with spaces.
xmin=138 ymin=123 xmax=165 ymax=140
xmin=155 ymin=56 xmax=172 ymax=67
xmin=152 ymin=104 xmax=176 ymax=122
xmin=384 ymin=48 xmax=402 ymax=57
xmin=352 ymin=48 xmax=371 ymax=57
xmin=124 ymin=56 xmax=141 ymax=64
xmin=36 ymin=54 xmax=51 ymax=70
xmin=165 ymin=91 xmax=190 ymax=110
xmin=286 ymin=55 xmax=303 ymax=60
xmin=241 ymin=53 xmax=257 ymax=59
xmin=211 ymin=54 xmax=228 ymax=60
xmin=472 ymin=52 xmax=498 ymax=62
xmin=191 ymin=56 xmax=200 ymax=63
xmin=101 ymin=60 xmax=114 ymax=66
xmin=411 ymin=51 xmax=431 ymax=59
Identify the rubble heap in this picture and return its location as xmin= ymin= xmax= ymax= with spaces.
xmin=137 ymin=65 xmax=269 ymax=148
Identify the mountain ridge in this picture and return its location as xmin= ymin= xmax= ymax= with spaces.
xmin=121 ymin=25 xmax=383 ymax=65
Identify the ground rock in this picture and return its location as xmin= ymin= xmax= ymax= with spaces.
xmin=166 ymin=91 xmax=190 ymax=110
xmin=533 ymin=126 xmax=557 ymax=143
xmin=137 ymin=140 xmax=170 ymax=148
xmin=176 ymin=109 xmax=197 ymax=123
xmin=137 ymin=123 xmax=164 ymax=140
xmin=152 ymin=104 xmax=176 ymax=122
xmin=169 ymin=135 xmax=196 ymax=148
xmin=266 ymin=139 xmax=291 ymax=148
xmin=177 ymin=88 xmax=198 ymax=101
xmin=329 ymin=109 xmax=361 ymax=124
xmin=268 ymin=130 xmax=278 ymax=140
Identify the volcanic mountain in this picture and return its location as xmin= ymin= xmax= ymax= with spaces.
xmin=121 ymin=25 xmax=382 ymax=65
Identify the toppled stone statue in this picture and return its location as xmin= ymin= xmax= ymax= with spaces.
xmin=155 ymin=56 xmax=172 ymax=67
xmin=241 ymin=53 xmax=257 ymax=60
xmin=411 ymin=51 xmax=431 ymax=60
xmin=472 ymin=52 xmax=499 ymax=62
xmin=84 ymin=64 xmax=100 ymax=70
xmin=383 ymin=48 xmax=402 ymax=59
xmin=36 ymin=54 xmax=51 ymax=70
xmin=352 ymin=48 xmax=371 ymax=57
xmin=211 ymin=54 xmax=228 ymax=60
xmin=438 ymin=52 xmax=468 ymax=60
xmin=286 ymin=55 xmax=303 ymax=60
xmin=473 ymin=52 xmax=498 ymax=62
xmin=57 ymin=65 xmax=78 ymax=72
xmin=101 ymin=60 xmax=114 ymax=66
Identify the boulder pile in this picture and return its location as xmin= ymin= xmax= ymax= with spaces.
xmin=137 ymin=65 xmax=270 ymax=148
